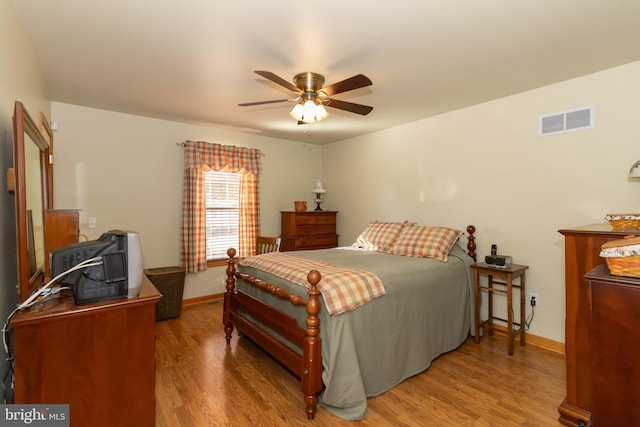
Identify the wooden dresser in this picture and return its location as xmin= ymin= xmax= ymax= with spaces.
xmin=585 ymin=264 xmax=640 ymax=426
xmin=557 ymin=224 xmax=637 ymax=426
xmin=12 ymin=276 xmax=161 ymax=427
xmin=44 ymin=209 xmax=80 ymax=278
xmin=280 ymin=211 xmax=338 ymax=251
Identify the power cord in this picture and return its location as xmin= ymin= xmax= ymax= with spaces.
xmin=2 ymin=256 xmax=103 ymax=403
xmin=510 ymin=300 xmax=535 ymax=332
xmin=524 ymin=305 xmax=535 ymax=330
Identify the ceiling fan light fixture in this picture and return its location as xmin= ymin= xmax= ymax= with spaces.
xmin=245 ymin=70 xmax=371 ymax=126
xmin=289 ymin=103 xmax=304 ymax=121
xmin=290 ymin=99 xmax=329 ymax=124
xmin=302 ymin=99 xmax=316 ymax=122
xmin=314 ymin=103 xmax=329 ymax=122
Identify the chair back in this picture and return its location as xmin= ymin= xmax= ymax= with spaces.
xmin=256 ymin=236 xmax=281 ymax=254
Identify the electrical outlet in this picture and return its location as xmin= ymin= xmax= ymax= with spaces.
xmin=529 ymin=293 xmax=539 ymax=308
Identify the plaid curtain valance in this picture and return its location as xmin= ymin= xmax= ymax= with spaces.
xmin=183 ymin=140 xmax=262 ymax=174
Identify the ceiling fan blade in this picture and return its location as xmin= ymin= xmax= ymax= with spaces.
xmin=238 ymin=99 xmax=291 ymax=107
xmin=254 ymin=70 xmax=300 ymax=93
xmin=321 ymin=74 xmax=372 ymax=96
xmin=325 ymin=98 xmax=373 ymax=115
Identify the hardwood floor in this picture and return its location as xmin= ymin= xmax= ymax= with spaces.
xmin=155 ymin=301 xmax=566 ymax=426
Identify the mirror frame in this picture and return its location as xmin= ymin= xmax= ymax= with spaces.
xmin=39 ymin=111 xmax=54 ymax=209
xmin=13 ymin=101 xmax=53 ymax=302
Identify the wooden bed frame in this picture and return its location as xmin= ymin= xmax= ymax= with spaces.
xmin=223 ymin=225 xmax=477 ymax=420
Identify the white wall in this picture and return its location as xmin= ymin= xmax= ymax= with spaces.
xmin=322 ymin=61 xmax=640 ymax=343
xmin=51 ymin=103 xmax=322 ymax=298
xmin=0 ymin=0 xmax=51 ymax=393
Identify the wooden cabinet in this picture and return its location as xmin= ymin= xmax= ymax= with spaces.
xmin=472 ymin=262 xmax=529 ymax=356
xmin=11 ymin=276 xmax=161 ymax=427
xmin=280 ymin=211 xmax=338 ymax=251
xmin=44 ymin=209 xmax=80 ymax=278
xmin=557 ymin=224 xmax=637 ymax=426
xmin=585 ymin=264 xmax=640 ymax=426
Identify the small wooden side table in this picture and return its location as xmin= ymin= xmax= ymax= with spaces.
xmin=472 ymin=262 xmax=529 ymax=355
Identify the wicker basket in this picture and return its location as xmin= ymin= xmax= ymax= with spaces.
xmin=605 ymin=214 xmax=640 ymax=229
xmin=601 ymin=236 xmax=640 ymax=278
xmin=144 ymin=266 xmax=185 ymax=321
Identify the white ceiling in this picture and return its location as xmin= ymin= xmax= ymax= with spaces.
xmin=12 ymin=0 xmax=640 ymax=145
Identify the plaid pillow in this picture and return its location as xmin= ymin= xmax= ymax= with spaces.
xmin=390 ymin=225 xmax=463 ymax=261
xmin=353 ymin=221 xmax=412 ymax=252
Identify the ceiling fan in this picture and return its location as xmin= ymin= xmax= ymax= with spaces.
xmin=238 ymin=71 xmax=373 ymax=124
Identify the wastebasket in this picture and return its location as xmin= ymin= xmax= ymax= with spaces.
xmin=144 ymin=266 xmax=186 ymax=321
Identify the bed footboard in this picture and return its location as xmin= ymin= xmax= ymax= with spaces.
xmin=223 ymin=248 xmax=322 ymax=420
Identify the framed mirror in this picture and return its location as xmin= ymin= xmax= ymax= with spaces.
xmin=39 ymin=111 xmax=54 ymax=209
xmin=12 ymin=101 xmax=53 ymax=302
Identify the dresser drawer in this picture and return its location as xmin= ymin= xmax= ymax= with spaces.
xmin=296 ymin=235 xmax=338 ymax=249
xmin=315 ymin=224 xmax=336 ymax=234
xmin=295 ymin=214 xmax=318 ymax=225
xmin=295 ymin=224 xmax=336 ymax=236
xmin=316 ymin=213 xmax=336 ymax=225
xmin=295 ymin=225 xmax=318 ymax=236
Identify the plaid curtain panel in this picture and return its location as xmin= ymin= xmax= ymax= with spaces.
xmin=181 ymin=141 xmax=262 ymax=273
xmin=239 ymin=172 xmax=259 ymax=257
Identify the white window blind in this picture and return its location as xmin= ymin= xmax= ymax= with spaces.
xmin=203 ymin=170 xmax=240 ymax=260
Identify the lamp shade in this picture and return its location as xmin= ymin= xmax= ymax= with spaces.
xmin=312 ymin=179 xmax=326 ymax=194
xmin=629 ymin=160 xmax=640 ymax=178
xmin=314 ymin=104 xmax=329 ymax=122
xmin=289 ymin=104 xmax=304 ymax=121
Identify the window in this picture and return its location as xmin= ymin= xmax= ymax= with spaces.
xmin=204 ymin=170 xmax=241 ymax=260
xmin=181 ymin=141 xmax=261 ymax=273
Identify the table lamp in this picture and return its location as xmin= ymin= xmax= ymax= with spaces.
xmin=312 ymin=180 xmax=326 ymax=211
xmin=629 ymin=160 xmax=640 ymax=178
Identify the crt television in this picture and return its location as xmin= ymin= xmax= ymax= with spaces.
xmin=50 ymin=230 xmax=143 ymax=304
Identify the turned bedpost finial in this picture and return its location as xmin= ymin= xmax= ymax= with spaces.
xmin=302 ymin=269 xmax=322 ymax=420
xmin=224 ymin=248 xmax=237 ymax=345
xmin=466 ymin=225 xmax=477 ymax=262
xmin=226 ymin=248 xmax=237 ymax=292
xmin=305 ymin=269 xmax=321 ymax=337
xmin=307 ymin=269 xmax=321 ymax=289
xmin=227 ymin=247 xmax=236 ymax=260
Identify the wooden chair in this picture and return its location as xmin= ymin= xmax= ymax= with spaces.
xmin=256 ymin=236 xmax=281 ymax=255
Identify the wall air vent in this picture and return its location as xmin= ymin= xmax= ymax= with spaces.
xmin=539 ymin=105 xmax=595 ymax=136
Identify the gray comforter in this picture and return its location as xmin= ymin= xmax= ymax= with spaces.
xmin=236 ymin=244 xmax=474 ymax=420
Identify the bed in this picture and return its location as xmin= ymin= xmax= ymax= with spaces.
xmin=223 ymin=223 xmax=477 ymax=420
